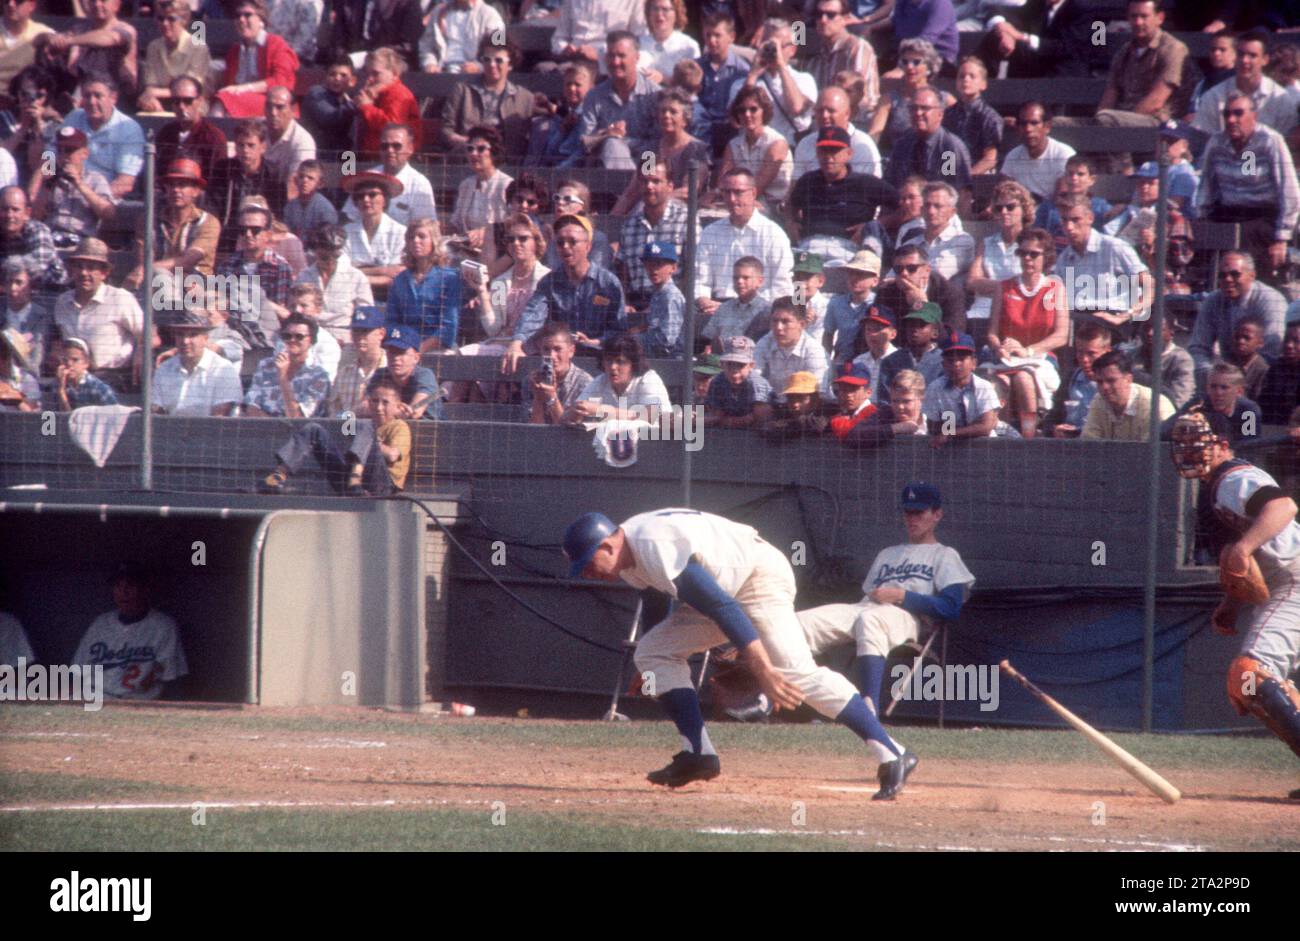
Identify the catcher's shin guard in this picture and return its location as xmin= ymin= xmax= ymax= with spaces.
xmin=1226 ymin=656 xmax=1300 ymax=759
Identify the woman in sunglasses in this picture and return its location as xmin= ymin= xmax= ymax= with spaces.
xmin=440 ymin=35 xmax=534 ymax=160
xmin=137 ymin=0 xmax=211 ymax=113
xmin=448 ymin=125 xmax=513 ymax=251
xmin=867 ymin=38 xmax=951 ymax=150
xmin=966 ymin=179 xmax=1034 ymax=351
xmin=709 ymin=85 xmax=791 ymax=210
xmin=540 ymin=179 xmax=613 ymax=271
xmin=483 ymin=173 xmax=547 ymax=277
xmin=1 ymin=66 xmax=61 ymax=179
xmin=985 ymin=227 xmax=1068 ymax=439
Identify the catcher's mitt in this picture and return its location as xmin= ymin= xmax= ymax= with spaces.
xmin=706 ymin=647 xmax=761 ymax=711
xmin=1219 ymin=547 xmax=1269 ymax=605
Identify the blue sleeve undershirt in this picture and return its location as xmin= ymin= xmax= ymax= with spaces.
xmin=672 ymin=560 xmax=760 ymax=648
xmin=900 ymin=583 xmax=966 ymax=622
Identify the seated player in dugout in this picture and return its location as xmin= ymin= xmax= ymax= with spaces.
xmin=1171 ymin=409 xmax=1300 ymax=796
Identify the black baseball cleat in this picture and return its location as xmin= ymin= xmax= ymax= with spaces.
xmin=1289 ymin=788 xmax=1300 ymax=800
xmin=872 ymin=750 xmax=919 ymax=801
xmin=647 ymin=751 xmax=721 ymax=787
xmin=724 ymin=693 xmax=772 ymax=723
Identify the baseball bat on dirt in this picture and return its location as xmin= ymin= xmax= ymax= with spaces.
xmin=999 ymin=660 xmax=1181 ymax=804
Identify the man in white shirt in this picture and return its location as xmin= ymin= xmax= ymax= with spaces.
xmin=420 ymin=0 xmax=505 ymax=73
xmin=1000 ymin=101 xmax=1075 ymax=201
xmin=548 ymin=0 xmax=646 ymax=71
xmin=60 ymin=74 xmax=144 ymax=199
xmin=53 ymin=237 xmax=148 ymax=378
xmin=264 ymin=86 xmax=317 ymax=194
xmin=727 ymin=19 xmax=816 ymax=142
xmin=794 ymin=87 xmax=882 ymax=178
xmin=152 ymin=309 xmax=243 ymax=416
xmin=696 ymin=168 xmax=793 ymax=315
xmin=1194 ymin=30 xmax=1300 ymax=136
xmin=919 ymin=182 xmax=974 ymax=286
xmin=342 ymin=124 xmax=437 ymax=226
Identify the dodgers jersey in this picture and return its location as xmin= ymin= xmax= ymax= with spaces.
xmin=73 ymin=609 xmax=189 ymax=700
xmin=619 ymin=509 xmax=762 ymax=599
xmin=862 ymin=543 xmax=975 ymax=600
xmin=1212 ymin=463 xmax=1300 ymax=568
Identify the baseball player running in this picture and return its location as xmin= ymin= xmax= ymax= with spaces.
xmin=1171 ymin=410 xmax=1300 ymax=787
xmin=563 ymin=508 xmax=917 ymax=797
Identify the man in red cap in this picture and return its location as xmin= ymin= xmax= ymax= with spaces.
xmin=124 ymin=158 xmax=219 ymax=292
xmin=28 ymin=125 xmax=117 ymax=246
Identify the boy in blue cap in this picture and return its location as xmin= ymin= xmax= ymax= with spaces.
xmin=643 ymin=241 xmax=686 ymax=358
xmin=363 ymin=324 xmax=441 ymax=420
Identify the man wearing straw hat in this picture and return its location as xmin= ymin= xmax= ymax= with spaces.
xmin=53 ymin=236 xmax=151 ymax=390
xmin=152 ymin=308 xmax=243 ymax=416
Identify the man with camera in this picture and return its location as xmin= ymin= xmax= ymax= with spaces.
xmin=27 ymin=126 xmax=117 ymax=248
xmin=729 ymin=19 xmax=816 ymax=143
xmin=525 ymin=320 xmax=594 ymax=425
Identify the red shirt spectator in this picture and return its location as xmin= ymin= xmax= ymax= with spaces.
xmin=357 ymin=47 xmax=421 ymax=156
xmin=213 ymin=1 xmax=299 ymax=119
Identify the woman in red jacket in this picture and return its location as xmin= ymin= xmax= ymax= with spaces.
xmin=211 ymin=0 xmax=299 ymax=119
xmin=356 ymin=46 xmax=422 ymax=159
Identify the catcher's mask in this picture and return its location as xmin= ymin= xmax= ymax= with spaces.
xmin=1170 ymin=410 xmax=1227 ymax=478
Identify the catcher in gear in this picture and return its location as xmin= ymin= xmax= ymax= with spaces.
xmin=1172 ymin=409 xmax=1300 ymax=792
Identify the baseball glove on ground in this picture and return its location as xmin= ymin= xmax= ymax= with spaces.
xmin=1219 ymin=548 xmax=1269 ymax=605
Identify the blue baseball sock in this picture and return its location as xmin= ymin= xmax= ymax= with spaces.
xmin=836 ymin=694 xmax=901 ymax=758
xmin=660 ymin=688 xmax=710 ymax=755
xmin=853 ymin=654 xmax=887 ymax=710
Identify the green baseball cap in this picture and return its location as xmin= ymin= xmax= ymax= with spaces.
xmin=793 ymin=251 xmax=824 ymax=275
xmin=902 ymin=302 xmax=943 ymax=325
xmin=692 ymin=353 xmax=723 ymax=376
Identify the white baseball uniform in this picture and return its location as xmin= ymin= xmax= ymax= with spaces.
xmin=625 ymin=509 xmax=861 ymax=718
xmin=0 ymin=612 xmax=35 ymax=668
xmin=72 ymin=609 xmax=188 ymax=700
xmin=1212 ymin=463 xmax=1300 ymax=681
xmin=800 ymin=542 xmax=975 ymax=659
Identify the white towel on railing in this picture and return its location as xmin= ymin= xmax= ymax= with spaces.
xmin=590 ymin=418 xmax=655 ymax=468
xmin=68 ymin=405 xmax=140 ymax=468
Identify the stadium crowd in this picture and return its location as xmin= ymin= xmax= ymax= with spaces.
xmin=4 ymin=0 xmax=1300 ymax=493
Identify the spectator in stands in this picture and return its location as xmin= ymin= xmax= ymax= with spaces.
xmin=757 ymin=369 xmax=831 ymax=438
xmin=711 ymin=86 xmax=793 ymax=210
xmin=1194 ymin=30 xmax=1298 ymax=136
xmin=576 ymin=32 xmax=660 ymax=171
xmin=1269 ymin=41 xmax=1300 ymax=93
xmin=1080 ymin=349 xmax=1174 ymax=439
xmin=329 ymin=305 xmax=387 ymax=417
xmin=1187 ymin=251 xmax=1287 ymax=385
xmin=794 ymin=251 xmax=829 ymax=343
xmin=136 ymin=1 xmax=210 ymax=112
xmin=0 ymin=326 xmax=38 ymax=410
xmin=966 ymin=180 xmax=1032 ymax=350
xmin=942 ymin=57 xmax=1000 ymax=177
xmin=1179 ymin=361 xmax=1260 ymax=443
xmin=525 ymin=320 xmax=594 ymax=425
xmin=343 ymin=124 xmax=437 ymax=227
xmin=637 ymin=0 xmax=698 ymax=84
xmin=794 ymin=86 xmax=882 ymax=180
xmin=1053 ymin=194 xmax=1152 ymax=340
xmin=284 ymin=160 xmax=339 ymax=234
xmin=1 ymin=185 xmax=66 ymax=294
xmin=123 ymin=158 xmax=219 ymax=306
xmin=869 ymin=38 xmax=951 ymax=149
xmin=980 ymin=0 xmax=1108 ymax=79
xmin=809 ymin=0 xmax=880 ymax=116
xmin=917 ymin=181 xmax=973 ymax=286
xmin=1159 ymin=121 xmax=1199 ymax=217
xmin=619 ymin=160 xmax=691 ymax=310
xmin=244 ymin=312 xmax=331 ymax=417
xmin=268 ymin=0 xmax=324 ymax=66
xmin=507 ymin=213 xmax=626 ymax=368
xmin=886 ymin=174 xmax=926 ymax=255
xmin=524 ymin=61 xmax=592 ymax=168
xmin=824 ymin=249 xmax=886 ymax=365
xmin=0 ymin=0 xmax=51 ymax=91
xmin=1227 ymin=313 xmax=1271 ymax=402
xmin=878 ymin=302 xmax=946 ymax=405
xmin=61 ymin=73 xmax=142 ymax=200
xmin=1257 ymin=320 xmax=1300 ymax=425
xmin=422 ymin=0 xmax=506 ymax=74
xmin=150 ymin=308 xmax=242 ymax=416
xmin=323 ymin=0 xmax=421 ymax=71
xmin=873 ymin=367 xmax=927 ymax=435
xmin=54 ymin=237 xmax=148 ymax=388
xmin=1043 ymin=320 xmax=1110 ymax=437
xmin=611 ymin=90 xmax=709 ymax=215
xmin=439 ymin=36 xmax=534 ymax=159
xmin=755 ymin=295 xmax=830 ymax=403
xmin=1186 ymin=30 xmax=1236 ymax=121
xmin=2 ymin=65 xmax=59 ymax=183
xmin=924 ymin=334 xmax=998 ymax=444
xmin=892 ymin=0 xmax=958 ymax=69
xmin=1196 ymin=91 xmax=1300 ymax=279
xmin=218 ymin=201 xmax=294 ymax=316
xmin=1 ymin=257 xmax=49 ymax=374
xmin=264 ymin=86 xmax=316 ymax=194
xmin=35 ymin=0 xmax=137 ymax=99
xmin=448 ymin=126 xmax=511 ymax=249
xmin=263 ymin=281 xmax=340 ymax=380
xmin=566 ymin=331 xmax=671 ymax=424
xmin=1036 ymin=155 xmax=1116 ymax=237
xmin=641 ymin=240 xmax=685 ymax=358
xmin=726 ymin=18 xmax=814 ymax=144
xmin=355 ymin=46 xmax=421 ymax=157
xmin=695 ymin=11 xmax=747 ymax=154
xmin=788 ymin=126 xmax=897 ymax=265
xmin=387 ymin=217 xmax=460 ymax=355
xmin=479 ymin=175 xmax=547 ymax=276
xmin=1000 ymin=102 xmax=1075 ymax=202
xmin=986 ymin=227 xmax=1068 ymax=438
xmin=209 ymin=120 xmax=282 ymax=253
xmin=210 ymin=0 xmax=298 ymax=119
xmin=49 ymin=337 xmax=115 ymax=409
xmin=298 ymin=224 xmax=375 ymax=344
xmin=1103 ymin=161 xmax=1166 ymax=238
xmin=547 ymin=0 xmax=646 ymax=72
xmin=696 ymin=167 xmax=794 ymax=314
xmin=884 ymin=86 xmax=972 ymax=194
xmin=301 ymin=56 xmax=358 ymax=156
xmin=1091 ymin=0 xmax=1188 ymax=127
xmin=849 ymin=305 xmax=899 ymax=392
xmin=701 ymin=256 xmax=768 ymax=352
xmin=1133 ymin=316 xmax=1195 ymax=410
xmin=876 ymin=242 xmax=966 ymax=331
xmin=702 ymin=334 xmax=773 ymax=429
xmin=823 ymin=359 xmax=893 ymax=443
xmin=361 ymin=324 xmax=438 ymax=419
xmin=28 ymin=126 xmax=116 ymax=247
xmin=155 ymin=76 xmax=228 ymax=192
xmin=341 ymin=170 xmax=407 ymax=291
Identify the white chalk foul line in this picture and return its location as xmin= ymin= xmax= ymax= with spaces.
xmin=696 ymin=827 xmax=1206 ymax=852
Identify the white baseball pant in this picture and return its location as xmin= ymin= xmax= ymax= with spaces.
xmin=1239 ymin=562 xmax=1300 ymax=680
xmin=799 ymin=601 xmax=921 ymax=660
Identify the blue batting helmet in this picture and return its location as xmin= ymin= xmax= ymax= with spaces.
xmin=564 ymin=512 xmax=617 ymax=578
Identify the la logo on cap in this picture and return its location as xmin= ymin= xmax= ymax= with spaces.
xmin=906 ymin=488 xmax=916 ymax=501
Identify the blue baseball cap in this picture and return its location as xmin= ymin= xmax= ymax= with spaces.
xmin=643 ymin=240 xmax=678 ymax=264
xmin=943 ymin=333 xmax=977 ymax=355
xmin=351 ymin=305 xmax=385 ymax=330
xmin=832 ymin=360 xmax=871 ymax=387
xmin=1132 ymin=161 xmax=1160 ymax=180
xmin=382 ymin=324 xmax=420 ymax=351
xmin=564 ymin=512 xmax=617 ymax=578
xmin=901 ymin=482 xmax=941 ymax=511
